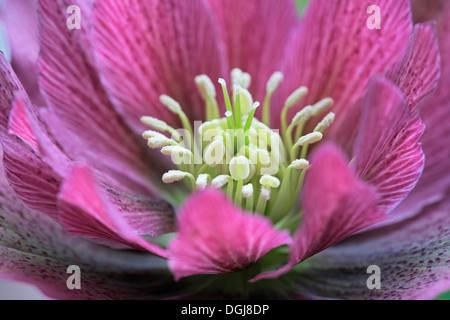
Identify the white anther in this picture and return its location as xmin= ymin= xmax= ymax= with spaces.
xmin=161 ymin=146 xmax=193 ymax=157
xmin=218 ymin=78 xmax=227 ymax=87
xmin=231 ymin=68 xmax=251 ymax=89
xmin=162 ymin=170 xmax=188 ymax=184
xmin=285 ymin=87 xmax=308 ymax=108
xmin=225 ymin=110 xmax=233 ymax=118
xmin=260 ymin=187 xmax=271 ymax=201
xmin=260 ymin=175 xmax=281 ymax=189
xmin=147 ymin=136 xmax=175 ymax=149
xmin=312 ymin=98 xmax=334 ymax=116
xmin=211 ymin=175 xmax=231 ymax=188
xmin=142 ymin=130 xmax=166 ymax=140
xmin=141 ymin=116 xmax=169 ymax=132
xmin=160 ymin=95 xmax=182 ymax=114
xmin=229 ymin=156 xmax=250 ymax=181
xmin=295 ymin=132 xmax=323 ymax=147
xmin=235 ymin=87 xmax=254 ymax=115
xmin=195 ymin=74 xmax=216 ymax=100
xmin=291 ymin=106 xmax=313 ymax=127
xmin=242 ymin=184 xmax=254 ymax=199
xmin=196 ymin=174 xmax=209 ymax=190
xmin=314 ymin=112 xmax=336 ymax=133
xmin=289 ymin=159 xmax=310 ymax=170
xmin=266 ymin=72 xmax=283 ymax=95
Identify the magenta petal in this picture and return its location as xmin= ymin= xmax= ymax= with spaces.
xmin=393 ymin=2 xmax=450 ymax=220
xmin=8 ymin=96 xmax=39 ymax=154
xmin=252 ymin=144 xmax=386 ymax=282
xmin=387 ymin=23 xmax=440 ymax=112
xmin=58 ymin=164 xmax=168 ymax=258
xmin=168 ymin=189 xmax=291 ymax=280
xmin=289 ymin=190 xmax=450 ymax=300
xmin=0 ymin=175 xmax=176 ymax=299
xmin=207 ymin=0 xmax=299 ymax=101
xmin=92 ymin=0 xmax=228 ymax=130
xmin=0 ymin=54 xmax=27 ymax=130
xmin=276 ymin=0 xmax=412 ymax=128
xmin=37 ymin=0 xmax=156 ymax=195
xmin=354 ymin=76 xmax=425 ymax=213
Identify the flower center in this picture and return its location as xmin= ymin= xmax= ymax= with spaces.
xmin=141 ymin=69 xmax=334 ymax=225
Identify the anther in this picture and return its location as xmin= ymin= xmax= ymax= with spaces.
xmin=229 ymin=156 xmax=250 ymax=181
xmin=311 ymin=98 xmax=334 ymax=116
xmin=314 ymin=112 xmax=335 ymax=133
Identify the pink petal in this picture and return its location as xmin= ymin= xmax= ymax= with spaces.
xmin=354 ymin=76 xmax=425 ymax=213
xmin=104 ymin=186 xmax=175 ymax=238
xmin=387 ymin=23 xmax=441 ymax=112
xmin=57 ymin=164 xmax=168 ymax=258
xmin=289 ymin=188 xmax=450 ymax=300
xmin=37 ymin=0 xmax=158 ymax=195
xmin=2 ymin=135 xmax=61 ymax=219
xmin=0 ymin=0 xmax=44 ymax=106
xmin=252 ymin=144 xmax=386 ymax=281
xmin=168 ymin=189 xmax=291 ymax=281
xmin=0 ymin=173 xmax=176 ymax=299
xmin=206 ymin=0 xmax=299 ymax=101
xmin=393 ymin=2 xmax=450 ymax=220
xmin=0 ymin=54 xmax=26 ymax=130
xmin=275 ymin=0 xmax=412 ymax=129
xmin=8 ymin=96 xmax=39 ymax=154
xmin=91 ymin=0 xmax=228 ymax=131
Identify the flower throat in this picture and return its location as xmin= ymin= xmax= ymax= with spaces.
xmin=141 ymin=69 xmax=334 ymax=225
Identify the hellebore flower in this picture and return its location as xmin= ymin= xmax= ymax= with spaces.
xmin=0 ymin=0 xmax=449 ymax=299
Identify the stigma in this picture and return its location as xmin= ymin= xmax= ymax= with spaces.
xmin=141 ymin=69 xmax=334 ymax=223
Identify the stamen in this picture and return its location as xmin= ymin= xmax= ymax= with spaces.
xmin=291 ymin=132 xmax=323 ymax=160
xmin=162 ymin=170 xmax=195 ymax=189
xmin=262 ymin=71 xmax=283 ymax=125
xmin=196 ymin=174 xmax=210 ymax=190
xmin=211 ymin=175 xmax=231 ymax=188
xmin=147 ymin=136 xmax=176 ymax=149
xmin=195 ymin=75 xmax=220 ymax=120
xmin=231 ymin=68 xmax=251 ymax=89
xmin=242 ymin=183 xmax=254 ymax=212
xmin=242 ymin=184 xmax=254 ymax=199
xmin=311 ymin=98 xmax=334 ymax=117
xmin=281 ymin=87 xmax=309 ymax=137
xmin=289 ymin=159 xmax=310 ymax=170
xmin=159 ymin=95 xmax=193 ymax=137
xmin=141 ymin=116 xmax=181 ymax=141
xmin=294 ymin=132 xmax=323 ymax=147
xmin=260 ymin=175 xmax=281 ymax=189
xmin=314 ymin=112 xmax=335 ymax=133
xmin=161 ymin=146 xmax=193 ymax=158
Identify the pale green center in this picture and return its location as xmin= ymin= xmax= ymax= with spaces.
xmin=141 ymin=68 xmax=334 ymax=225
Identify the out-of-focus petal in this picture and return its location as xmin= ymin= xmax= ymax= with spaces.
xmin=38 ymin=0 xmax=160 ymax=195
xmin=286 ymin=190 xmax=450 ymax=300
xmin=354 ymin=76 xmax=425 ymax=213
xmin=168 ymin=189 xmax=291 ymax=281
xmin=58 ymin=164 xmax=168 ymax=258
xmin=0 ymin=173 xmax=178 ymax=299
xmin=92 ymin=0 xmax=228 ymax=131
xmin=275 ymin=0 xmax=412 ymax=129
xmin=0 ymin=0 xmax=44 ymax=105
xmin=252 ymin=144 xmax=386 ymax=281
xmin=206 ymin=0 xmax=299 ymax=102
